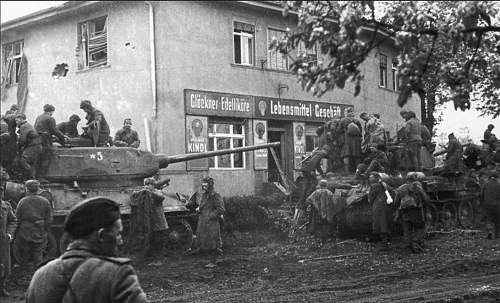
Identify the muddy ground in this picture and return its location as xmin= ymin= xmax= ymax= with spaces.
xmin=5 ymin=224 xmax=500 ymax=303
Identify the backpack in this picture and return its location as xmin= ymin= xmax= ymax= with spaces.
xmin=346 ymin=121 xmax=361 ymax=136
xmin=399 ymin=183 xmax=419 ymax=209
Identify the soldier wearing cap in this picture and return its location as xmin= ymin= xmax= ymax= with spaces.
xmin=35 ymin=104 xmax=68 ymax=182
xmin=185 ymin=177 xmax=225 ymax=268
xmin=434 ymin=132 xmax=464 ymax=172
xmin=114 ymin=118 xmax=140 ymax=148
xmin=16 ymin=113 xmax=43 ymax=180
xmin=80 ymin=100 xmax=110 ymax=147
xmin=25 ymin=196 xmax=149 ymax=303
xmin=56 ymin=114 xmax=81 ymax=138
xmin=13 ymin=180 xmax=52 ymax=270
xmin=0 ymin=170 xmax=17 ymax=297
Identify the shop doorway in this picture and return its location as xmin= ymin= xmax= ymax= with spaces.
xmin=267 ymin=129 xmax=285 ymax=183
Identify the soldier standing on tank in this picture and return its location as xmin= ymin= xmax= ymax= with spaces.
xmin=481 ymin=173 xmax=500 ymax=239
xmin=339 ymin=108 xmax=363 ymax=174
xmin=401 ymin=110 xmax=423 ymax=172
xmin=114 ymin=118 xmax=141 ymax=148
xmin=35 ymin=104 xmax=69 ymax=183
xmin=433 ymin=133 xmax=464 ymax=172
xmin=56 ymin=114 xmax=81 ymax=138
xmin=16 ymin=114 xmax=43 ymax=180
xmin=0 ymin=170 xmax=17 ymax=297
xmin=394 ymin=173 xmax=429 ymax=253
xmin=13 ymin=180 xmax=52 ymax=271
xmin=25 ymin=197 xmax=149 ymax=303
xmin=80 ymin=100 xmax=110 ymax=147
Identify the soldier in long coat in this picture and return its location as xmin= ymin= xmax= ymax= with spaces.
xmin=186 ymin=177 xmax=225 ymax=268
xmin=80 ymin=100 xmax=110 ymax=147
xmin=401 ymin=110 xmax=423 ymax=171
xmin=13 ymin=180 xmax=53 ymax=270
xmin=26 ymin=197 xmax=148 ymax=303
xmin=339 ymin=108 xmax=362 ymax=173
xmin=368 ymin=172 xmax=392 ymax=250
xmin=16 ymin=114 xmax=43 ymax=180
xmin=0 ymin=171 xmax=17 ymax=297
xmin=34 ymin=104 xmax=68 ymax=182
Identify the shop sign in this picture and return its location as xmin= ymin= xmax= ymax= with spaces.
xmin=253 ymin=120 xmax=268 ymax=170
xmin=255 ymin=97 xmax=353 ymax=122
xmin=186 ymin=115 xmax=208 ymax=170
xmin=185 ymin=89 xmax=254 ymax=118
xmin=293 ymin=122 xmax=306 ymax=169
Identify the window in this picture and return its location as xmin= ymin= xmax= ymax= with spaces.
xmin=77 ymin=16 xmax=108 ymax=69
xmin=297 ymin=41 xmax=318 ymax=66
xmin=3 ymin=40 xmax=24 ymax=84
xmin=392 ymin=58 xmax=400 ymax=91
xmin=379 ymin=54 xmax=387 ymax=88
xmin=233 ymin=21 xmax=254 ymax=65
xmin=208 ymin=122 xmax=246 ymax=169
xmin=267 ymin=28 xmax=288 ymax=70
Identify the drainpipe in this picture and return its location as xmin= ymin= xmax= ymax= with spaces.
xmin=145 ymin=1 xmax=157 ymax=118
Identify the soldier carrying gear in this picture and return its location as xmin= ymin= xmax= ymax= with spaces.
xmin=26 ymin=196 xmax=149 ymax=303
xmin=80 ymin=100 xmax=110 ymax=147
xmin=35 ymin=104 xmax=69 ymax=183
xmin=56 ymin=114 xmax=81 ymax=138
xmin=16 ymin=113 xmax=43 ymax=180
xmin=114 ymin=118 xmax=140 ymax=148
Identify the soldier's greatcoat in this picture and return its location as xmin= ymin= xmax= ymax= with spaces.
xmin=195 ymin=190 xmax=225 ymax=251
xmin=17 ymin=121 xmax=42 ymax=178
xmin=0 ymin=200 xmax=17 ymax=280
xmin=25 ymin=241 xmax=149 ymax=303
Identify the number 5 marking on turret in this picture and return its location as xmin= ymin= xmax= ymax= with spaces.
xmin=97 ymin=152 xmax=103 ymax=161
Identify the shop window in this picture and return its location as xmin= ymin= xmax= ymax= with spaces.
xmin=379 ymin=53 xmax=387 ymax=88
xmin=392 ymin=57 xmax=400 ymax=91
xmin=305 ymin=134 xmax=319 ymax=153
xmin=2 ymin=40 xmax=24 ymax=84
xmin=267 ymin=28 xmax=288 ymax=70
xmin=297 ymin=41 xmax=318 ymax=66
xmin=77 ymin=16 xmax=108 ymax=70
xmin=208 ymin=122 xmax=245 ymax=169
xmin=233 ymin=21 xmax=254 ymax=66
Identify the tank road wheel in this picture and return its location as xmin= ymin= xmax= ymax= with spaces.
xmin=423 ymin=203 xmax=439 ymax=229
xmin=458 ymin=200 xmax=474 ymax=229
xmin=440 ymin=203 xmax=458 ymax=230
xmin=164 ymin=219 xmax=193 ymax=252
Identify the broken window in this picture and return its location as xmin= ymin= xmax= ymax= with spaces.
xmin=77 ymin=16 xmax=108 ymax=69
xmin=2 ymin=40 xmax=24 ymax=84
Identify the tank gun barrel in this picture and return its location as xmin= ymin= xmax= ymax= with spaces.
xmin=157 ymin=142 xmax=280 ymax=168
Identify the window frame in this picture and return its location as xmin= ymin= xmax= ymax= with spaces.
xmin=379 ymin=53 xmax=388 ymax=88
xmin=208 ymin=122 xmax=246 ymax=170
xmin=77 ymin=15 xmax=108 ymax=70
xmin=233 ymin=21 xmax=255 ymax=66
xmin=267 ymin=27 xmax=289 ymax=70
xmin=2 ymin=40 xmax=24 ymax=85
xmin=391 ymin=57 xmax=399 ymax=91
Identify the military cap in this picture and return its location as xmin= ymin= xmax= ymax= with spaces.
xmin=318 ymin=179 xmax=328 ymax=187
xmin=80 ymin=100 xmax=92 ymax=109
xmin=124 ymin=118 xmax=132 ymax=125
xmin=406 ymin=172 xmax=418 ymax=182
xmin=69 ymin=114 xmax=81 ymax=122
xmin=15 ymin=113 xmax=26 ymax=120
xmin=144 ymin=177 xmax=156 ymax=186
xmin=43 ymin=104 xmax=55 ymax=112
xmin=202 ymin=177 xmax=214 ymax=186
xmin=25 ymin=179 xmax=40 ymax=192
xmin=10 ymin=104 xmax=19 ymax=110
xmin=64 ymin=196 xmax=121 ymax=238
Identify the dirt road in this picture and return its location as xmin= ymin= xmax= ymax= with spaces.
xmin=5 ymin=230 xmax=500 ymax=302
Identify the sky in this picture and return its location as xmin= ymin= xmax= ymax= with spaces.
xmin=1 ymin=1 xmax=498 ymax=143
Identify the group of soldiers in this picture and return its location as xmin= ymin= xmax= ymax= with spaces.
xmin=0 ymin=101 xmax=141 ymax=182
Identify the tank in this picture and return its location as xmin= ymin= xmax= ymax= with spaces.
xmin=4 ymin=141 xmax=280 ymax=256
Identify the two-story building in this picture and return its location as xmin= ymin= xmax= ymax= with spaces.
xmin=1 ymin=1 xmax=420 ymax=196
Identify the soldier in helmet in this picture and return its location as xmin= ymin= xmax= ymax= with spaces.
xmin=80 ymin=100 xmax=110 ymax=147
xmin=35 ymin=104 xmax=69 ymax=182
xmin=26 ymin=197 xmax=148 ymax=303
xmin=16 ymin=113 xmax=43 ymax=180
xmin=114 ymin=118 xmax=140 ymax=148
xmin=13 ymin=180 xmax=53 ymax=271
xmin=56 ymin=114 xmax=81 ymax=138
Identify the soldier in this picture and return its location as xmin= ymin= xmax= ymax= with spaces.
xmin=483 ymin=124 xmax=496 ymax=151
xmin=401 ymin=110 xmax=423 ymax=171
xmin=394 ymin=173 xmax=429 ymax=253
xmin=355 ymin=144 xmax=389 ymax=182
xmin=369 ymin=172 xmax=392 ymax=250
xmin=16 ymin=113 xmax=43 ymax=180
xmin=25 ymin=197 xmax=149 ymax=303
xmin=339 ymin=108 xmax=363 ymax=174
xmin=305 ymin=179 xmax=335 ymax=238
xmin=434 ymin=133 xmax=464 ymax=172
xmin=56 ymin=114 xmax=81 ymax=138
xmin=0 ymin=170 xmax=17 ymax=297
xmin=480 ymin=173 xmax=500 ymax=239
xmin=185 ymin=177 xmax=225 ymax=268
xmin=4 ymin=104 xmax=18 ymax=116
xmin=114 ymin=118 xmax=141 ymax=148
xmin=80 ymin=100 xmax=110 ymax=147
xmin=0 ymin=114 xmax=18 ymax=174
xmin=13 ymin=180 xmax=52 ymax=270
xmin=35 ymin=104 xmax=68 ymax=182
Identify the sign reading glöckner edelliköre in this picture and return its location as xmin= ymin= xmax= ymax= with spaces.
xmin=255 ymin=97 xmax=353 ymax=122
xmin=185 ymin=89 xmax=254 ymax=118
